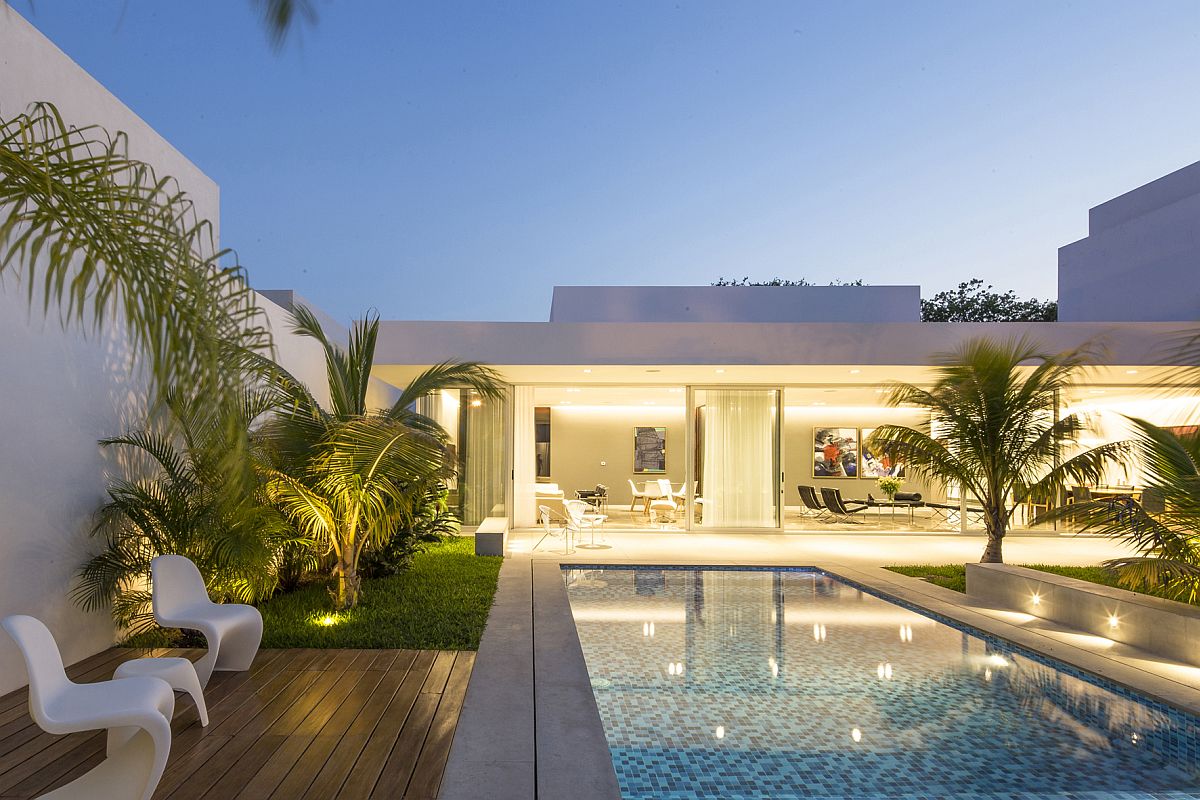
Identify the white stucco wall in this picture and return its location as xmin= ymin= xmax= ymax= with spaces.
xmin=1059 ymin=160 xmax=1200 ymax=323
xmin=0 ymin=9 xmax=223 ymax=692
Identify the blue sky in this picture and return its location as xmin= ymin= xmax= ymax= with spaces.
xmin=11 ymin=1 xmax=1200 ymax=322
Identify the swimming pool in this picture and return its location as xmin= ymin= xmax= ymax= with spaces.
xmin=563 ymin=566 xmax=1200 ymax=799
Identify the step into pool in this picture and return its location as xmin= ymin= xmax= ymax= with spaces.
xmin=563 ymin=566 xmax=1200 ymax=800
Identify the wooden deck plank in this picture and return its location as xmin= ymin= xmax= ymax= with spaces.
xmin=196 ymin=734 xmax=286 ymax=800
xmin=405 ymin=651 xmax=476 ymax=799
xmin=0 ymin=646 xmax=473 ymax=800
xmin=368 ymin=692 xmax=441 ymax=799
xmin=420 ymin=650 xmax=457 ymax=694
xmin=337 ymin=651 xmax=438 ymax=798
xmin=231 ymin=734 xmax=314 ymax=800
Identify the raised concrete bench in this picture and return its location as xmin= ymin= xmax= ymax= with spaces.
xmin=474 ymin=516 xmax=508 ymax=557
xmin=967 ymin=563 xmax=1200 ymax=667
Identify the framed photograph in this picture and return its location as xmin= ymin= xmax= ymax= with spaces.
xmin=633 ymin=426 xmax=667 ymax=473
xmin=860 ymin=427 xmax=906 ymax=478
xmin=813 ymin=427 xmax=858 ymax=477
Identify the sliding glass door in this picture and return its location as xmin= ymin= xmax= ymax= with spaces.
xmin=690 ymin=388 xmax=782 ymax=529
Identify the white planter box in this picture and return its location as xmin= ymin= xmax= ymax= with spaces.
xmin=967 ymin=563 xmax=1200 ymax=667
xmin=474 ymin=517 xmax=509 ymax=557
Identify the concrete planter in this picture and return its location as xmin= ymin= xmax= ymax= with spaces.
xmin=966 ymin=563 xmax=1200 ymax=667
xmin=474 ymin=517 xmax=509 ymax=557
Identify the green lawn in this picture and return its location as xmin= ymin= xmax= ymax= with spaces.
xmin=884 ymin=563 xmax=1190 ymax=604
xmin=125 ymin=536 xmax=503 ymax=651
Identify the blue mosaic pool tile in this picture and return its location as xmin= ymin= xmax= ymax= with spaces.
xmin=564 ymin=566 xmax=1200 ymax=800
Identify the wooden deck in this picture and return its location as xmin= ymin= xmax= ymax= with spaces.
xmin=0 ymin=646 xmax=474 ymax=799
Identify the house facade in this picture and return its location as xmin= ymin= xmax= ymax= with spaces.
xmin=351 ymin=162 xmax=1200 ymax=533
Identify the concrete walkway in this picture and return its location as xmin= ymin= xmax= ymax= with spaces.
xmin=508 ymin=528 xmax=1137 ymax=568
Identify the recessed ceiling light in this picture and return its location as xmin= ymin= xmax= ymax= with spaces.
xmin=566 ymin=388 xmax=581 ymax=393
xmin=715 ymin=368 xmax=726 ymax=374
xmin=1125 ymin=369 xmax=1139 ymax=375
xmin=583 ymin=368 xmax=592 ymax=373
xmin=849 ymin=369 xmax=862 ymax=374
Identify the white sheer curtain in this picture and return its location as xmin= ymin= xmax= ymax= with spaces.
xmin=701 ymin=389 xmax=778 ymax=528
xmin=464 ymin=390 xmax=507 ymax=526
xmin=511 ymin=386 xmax=537 ymax=528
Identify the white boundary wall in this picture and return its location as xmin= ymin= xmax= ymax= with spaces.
xmin=0 ymin=12 xmax=354 ymax=693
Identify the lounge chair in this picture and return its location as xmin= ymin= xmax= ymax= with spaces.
xmin=820 ymin=487 xmax=869 ymax=523
xmin=797 ymin=485 xmax=831 ymax=520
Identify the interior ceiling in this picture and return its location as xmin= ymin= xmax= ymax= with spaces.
xmin=374 ymin=364 xmax=1199 ymax=407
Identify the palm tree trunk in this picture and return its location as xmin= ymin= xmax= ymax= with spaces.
xmin=981 ymin=507 xmax=1006 ymax=563
xmin=333 ymin=551 xmax=362 ymax=610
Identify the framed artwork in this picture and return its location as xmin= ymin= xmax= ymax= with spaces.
xmin=860 ymin=427 xmax=906 ymax=478
xmin=633 ymin=426 xmax=667 ymax=473
xmin=813 ymin=427 xmax=858 ymax=477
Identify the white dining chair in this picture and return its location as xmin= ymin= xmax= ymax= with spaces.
xmin=2 ymin=615 xmax=174 ymax=800
xmin=627 ymin=479 xmax=652 ymax=512
xmin=151 ymin=555 xmax=263 ymax=687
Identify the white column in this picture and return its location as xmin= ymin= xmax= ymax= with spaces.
xmin=512 ymin=385 xmax=537 ymax=528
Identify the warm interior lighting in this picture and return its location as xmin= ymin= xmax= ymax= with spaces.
xmin=582 ymin=368 xmax=592 ymax=373
xmin=849 ymin=369 xmax=862 ymax=374
xmin=1125 ymin=369 xmax=1139 ymax=375
xmin=851 ymin=728 xmax=862 ymax=743
xmin=470 ymin=399 xmax=483 ymax=407
xmin=566 ymin=388 xmax=581 ymax=393
xmin=715 ymin=368 xmax=726 ymax=374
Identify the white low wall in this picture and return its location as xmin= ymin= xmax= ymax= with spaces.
xmin=966 ymin=563 xmax=1200 ymax=667
xmin=474 ymin=517 xmax=509 ymax=557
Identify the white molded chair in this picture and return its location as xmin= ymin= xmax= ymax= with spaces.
xmin=627 ymin=479 xmax=652 ymax=512
xmin=1 ymin=615 xmax=174 ymax=800
xmin=152 ymin=555 xmax=263 ymax=687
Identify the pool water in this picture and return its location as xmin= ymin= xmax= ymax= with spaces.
xmin=563 ymin=566 xmax=1200 ymax=800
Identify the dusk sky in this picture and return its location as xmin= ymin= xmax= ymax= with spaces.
xmin=11 ymin=1 xmax=1200 ymax=323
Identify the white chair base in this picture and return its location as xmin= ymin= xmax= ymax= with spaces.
xmin=115 ymin=657 xmax=208 ymax=726
xmin=39 ymin=729 xmax=162 ymax=800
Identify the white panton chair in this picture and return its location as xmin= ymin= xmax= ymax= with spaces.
xmin=1 ymin=615 xmax=174 ymax=800
xmin=151 ymin=555 xmax=263 ymax=687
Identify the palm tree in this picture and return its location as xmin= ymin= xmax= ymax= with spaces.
xmin=1060 ymin=420 xmax=1200 ymax=600
xmin=868 ymin=336 xmax=1128 ymax=563
xmin=260 ymin=305 xmax=503 ymax=610
xmin=74 ymin=389 xmax=300 ymax=636
xmin=1 ymin=102 xmax=272 ymax=403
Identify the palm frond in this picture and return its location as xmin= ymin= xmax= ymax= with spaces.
xmin=392 ymin=362 xmax=505 ymax=416
xmin=0 ymin=102 xmax=272 ymax=401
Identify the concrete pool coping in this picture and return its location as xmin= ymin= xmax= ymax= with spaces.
xmin=440 ymin=551 xmax=1200 ymax=799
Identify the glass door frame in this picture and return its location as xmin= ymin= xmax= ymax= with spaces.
xmin=685 ymin=384 xmax=785 ymax=532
